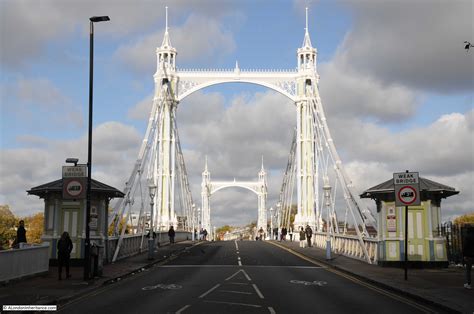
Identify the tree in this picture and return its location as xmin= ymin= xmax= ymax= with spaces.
xmin=216 ymin=225 xmax=233 ymax=240
xmin=454 ymin=213 xmax=474 ymax=225
xmin=0 ymin=205 xmax=17 ymax=249
xmin=23 ymin=212 xmax=44 ymax=244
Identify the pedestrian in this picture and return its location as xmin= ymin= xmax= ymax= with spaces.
xmin=258 ymin=227 xmax=264 ymax=241
xmin=203 ymin=229 xmax=208 ymax=241
xmin=463 ymin=226 xmax=474 ymax=289
xmin=305 ymin=225 xmax=313 ymax=247
xmin=281 ymin=227 xmax=287 ymax=241
xmin=194 ymin=229 xmax=198 ymax=241
xmin=57 ymin=231 xmax=73 ymax=280
xmin=299 ymin=227 xmax=306 ymax=248
xmin=13 ymin=220 xmax=27 ymax=248
xmin=168 ymin=226 xmax=175 ymax=244
xmin=289 ymin=228 xmax=294 ymax=242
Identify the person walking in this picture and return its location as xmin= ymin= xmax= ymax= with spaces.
xmin=258 ymin=227 xmax=264 ymax=241
xmin=14 ymin=220 xmax=27 ymax=247
xmin=305 ymin=225 xmax=313 ymax=247
xmin=299 ymin=227 xmax=306 ymax=248
xmin=281 ymin=227 xmax=287 ymax=241
xmin=57 ymin=231 xmax=73 ymax=280
xmin=203 ymin=229 xmax=208 ymax=241
xmin=168 ymin=226 xmax=175 ymax=244
xmin=289 ymin=228 xmax=294 ymax=242
xmin=463 ymin=226 xmax=474 ymax=289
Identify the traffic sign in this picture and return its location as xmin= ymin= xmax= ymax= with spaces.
xmin=393 ymin=172 xmax=420 ymax=206
xmin=62 ymin=165 xmax=87 ymax=178
xmin=63 ymin=177 xmax=86 ymax=199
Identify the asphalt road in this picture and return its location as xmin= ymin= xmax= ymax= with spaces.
xmin=58 ymin=240 xmax=442 ymax=314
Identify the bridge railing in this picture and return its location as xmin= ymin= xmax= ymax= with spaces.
xmin=313 ymin=232 xmax=378 ymax=264
xmin=106 ymin=231 xmax=192 ymax=263
xmin=0 ymin=243 xmax=50 ymax=283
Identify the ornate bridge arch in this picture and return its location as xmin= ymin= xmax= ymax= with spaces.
xmin=201 ymin=159 xmax=267 ymax=237
xmin=175 ymin=66 xmax=298 ymax=102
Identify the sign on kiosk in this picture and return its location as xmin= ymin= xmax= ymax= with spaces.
xmin=393 ymin=172 xmax=420 ymax=207
xmin=62 ymin=165 xmax=87 ymax=199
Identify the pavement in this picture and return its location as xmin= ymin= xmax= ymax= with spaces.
xmin=0 ymin=239 xmax=472 ymax=313
xmin=271 ymin=239 xmax=474 ymax=314
xmin=0 ymin=240 xmax=199 ymax=309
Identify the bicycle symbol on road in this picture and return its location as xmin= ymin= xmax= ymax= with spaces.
xmin=290 ymin=280 xmax=327 ymax=286
xmin=142 ymin=283 xmax=182 ymax=291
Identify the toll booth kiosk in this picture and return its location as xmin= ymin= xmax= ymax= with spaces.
xmin=360 ymin=177 xmax=458 ymax=267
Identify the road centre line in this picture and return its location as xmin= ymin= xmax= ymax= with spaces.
xmin=198 ymin=284 xmax=221 ymax=298
xmin=204 ymin=300 xmax=261 ymax=308
xmin=235 ymin=240 xmax=239 ymax=251
xmin=252 ymin=284 xmax=265 ymax=299
xmin=238 ymin=260 xmax=242 ymax=266
xmin=175 ymin=304 xmax=191 ymax=313
xmin=269 ymin=241 xmax=437 ymax=314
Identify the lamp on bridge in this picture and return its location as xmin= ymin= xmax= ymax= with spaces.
xmin=84 ymin=15 xmax=110 ymax=281
xmin=191 ymin=203 xmax=196 ymax=241
xmin=269 ymin=207 xmax=274 ymax=240
xmin=148 ymin=183 xmax=157 ymax=260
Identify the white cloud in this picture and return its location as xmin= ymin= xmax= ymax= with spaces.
xmin=114 ymin=13 xmax=236 ymax=75
xmin=337 ymin=0 xmax=474 ymax=92
xmin=0 ymin=121 xmax=141 ymax=217
xmin=0 ymin=0 xmax=239 ymax=68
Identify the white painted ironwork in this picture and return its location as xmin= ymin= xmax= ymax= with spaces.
xmin=201 ymin=157 xmax=267 ymax=236
xmin=109 ymin=7 xmax=377 ymax=264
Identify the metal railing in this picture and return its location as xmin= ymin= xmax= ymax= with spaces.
xmin=313 ymin=232 xmax=378 ymax=264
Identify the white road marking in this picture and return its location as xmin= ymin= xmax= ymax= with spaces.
xmin=237 ymin=251 xmax=239 ymax=254
xmin=204 ymin=300 xmax=261 ymax=308
xmin=238 ymin=257 xmax=241 ymax=260
xmin=219 ymin=290 xmax=253 ymax=295
xmin=238 ymin=260 xmax=242 ymax=266
xmin=198 ymin=284 xmax=221 ymax=298
xmin=252 ymin=284 xmax=264 ymax=299
xmin=268 ymin=306 xmax=276 ymax=314
xmin=175 ymin=304 xmax=191 ymax=313
xmin=225 ymin=269 xmax=252 ymax=281
xmin=242 ymin=269 xmax=251 ymax=281
xmin=234 ymin=240 xmax=239 ymax=251
xmin=228 ymin=282 xmax=249 ymax=285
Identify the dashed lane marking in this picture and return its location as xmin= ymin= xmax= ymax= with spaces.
xmin=235 ymin=240 xmax=239 ymax=251
xmin=268 ymin=306 xmax=276 ymax=314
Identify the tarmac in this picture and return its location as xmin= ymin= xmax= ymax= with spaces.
xmin=272 ymin=239 xmax=473 ymax=314
xmin=0 ymin=239 xmax=472 ymax=313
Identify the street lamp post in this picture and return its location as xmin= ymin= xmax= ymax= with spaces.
xmin=269 ymin=207 xmax=274 ymax=240
xmin=191 ymin=204 xmax=196 ymax=241
xmin=148 ymin=183 xmax=157 ymax=260
xmin=84 ymin=15 xmax=110 ymax=281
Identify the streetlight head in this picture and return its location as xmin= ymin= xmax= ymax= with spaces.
xmin=148 ymin=184 xmax=157 ymax=199
xmin=65 ymin=158 xmax=79 ymax=166
xmin=90 ymin=16 xmax=110 ymax=22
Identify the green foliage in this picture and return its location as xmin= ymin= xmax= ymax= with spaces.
xmin=0 ymin=205 xmax=17 ymax=249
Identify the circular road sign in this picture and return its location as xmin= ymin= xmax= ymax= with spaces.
xmin=66 ymin=180 xmax=83 ymax=197
xmin=397 ymin=186 xmax=417 ymax=205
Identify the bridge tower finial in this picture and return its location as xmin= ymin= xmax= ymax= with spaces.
xmin=297 ymin=7 xmax=317 ymax=72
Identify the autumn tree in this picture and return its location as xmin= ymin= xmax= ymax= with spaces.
xmin=454 ymin=213 xmax=474 ymax=225
xmin=0 ymin=205 xmax=17 ymax=249
xmin=23 ymin=212 xmax=44 ymax=244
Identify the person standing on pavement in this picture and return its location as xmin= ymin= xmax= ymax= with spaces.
xmin=281 ymin=227 xmax=287 ymax=241
xmin=57 ymin=231 xmax=73 ymax=280
xmin=168 ymin=226 xmax=175 ymax=244
xmin=463 ymin=226 xmax=474 ymax=289
xmin=305 ymin=225 xmax=313 ymax=247
xmin=299 ymin=227 xmax=306 ymax=248
xmin=289 ymin=228 xmax=294 ymax=242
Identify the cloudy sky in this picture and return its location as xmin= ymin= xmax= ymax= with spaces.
xmin=1 ymin=0 xmax=472 ymax=228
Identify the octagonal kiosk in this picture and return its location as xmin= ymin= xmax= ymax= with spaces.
xmin=360 ymin=177 xmax=458 ymax=267
xmin=27 ymin=177 xmax=124 ymax=266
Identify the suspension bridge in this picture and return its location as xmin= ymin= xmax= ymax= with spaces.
xmin=107 ymin=7 xmax=378 ymax=265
